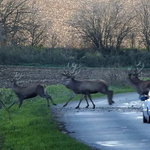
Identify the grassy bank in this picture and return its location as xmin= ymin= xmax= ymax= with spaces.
xmin=0 ymin=85 xmax=135 ymax=150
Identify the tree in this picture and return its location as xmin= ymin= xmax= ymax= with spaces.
xmin=68 ymin=0 xmax=135 ymax=55
xmin=25 ymin=1 xmax=50 ymax=47
xmin=135 ymin=0 xmax=150 ymax=51
xmin=0 ymin=0 xmax=30 ymax=45
xmin=0 ymin=0 xmax=50 ymax=46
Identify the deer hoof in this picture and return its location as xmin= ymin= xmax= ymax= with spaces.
xmin=93 ymin=106 xmax=95 ymax=109
xmin=75 ymin=106 xmax=79 ymax=109
xmin=85 ymin=105 xmax=89 ymax=108
xmin=53 ymin=103 xmax=57 ymax=106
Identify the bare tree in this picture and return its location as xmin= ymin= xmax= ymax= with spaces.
xmin=134 ymin=0 xmax=150 ymax=51
xmin=0 ymin=0 xmax=50 ymax=46
xmin=0 ymin=0 xmax=30 ymax=45
xmin=25 ymin=1 xmax=50 ymax=47
xmin=68 ymin=0 xmax=135 ymax=55
xmin=50 ymin=31 xmax=59 ymax=48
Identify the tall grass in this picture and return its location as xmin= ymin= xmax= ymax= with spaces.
xmin=0 ymin=85 xmax=135 ymax=150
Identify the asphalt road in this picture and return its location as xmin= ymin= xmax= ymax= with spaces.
xmin=51 ymin=92 xmax=150 ymax=150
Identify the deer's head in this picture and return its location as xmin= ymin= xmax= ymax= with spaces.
xmin=11 ymin=72 xmax=24 ymax=87
xmin=61 ymin=63 xmax=82 ymax=86
xmin=128 ymin=61 xmax=144 ymax=81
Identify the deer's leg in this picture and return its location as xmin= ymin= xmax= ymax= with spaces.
xmin=87 ymin=94 xmax=95 ymax=109
xmin=84 ymin=95 xmax=89 ymax=108
xmin=107 ymin=90 xmax=114 ymax=105
xmin=19 ymin=99 xmax=24 ymax=108
xmin=38 ymin=86 xmax=56 ymax=107
xmin=46 ymin=98 xmax=50 ymax=107
xmin=43 ymin=95 xmax=51 ymax=107
xmin=39 ymin=92 xmax=56 ymax=107
xmin=75 ymin=94 xmax=85 ymax=109
xmin=63 ymin=92 xmax=76 ymax=107
xmin=46 ymin=94 xmax=56 ymax=106
xmin=8 ymin=100 xmax=19 ymax=109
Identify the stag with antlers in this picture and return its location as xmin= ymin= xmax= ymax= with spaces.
xmin=127 ymin=61 xmax=150 ymax=97
xmin=8 ymin=72 xmax=56 ymax=108
xmin=61 ymin=63 xmax=114 ymax=109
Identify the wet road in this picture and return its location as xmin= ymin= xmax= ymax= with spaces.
xmin=51 ymin=92 xmax=150 ymax=150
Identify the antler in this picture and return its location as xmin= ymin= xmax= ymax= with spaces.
xmin=135 ymin=61 xmax=145 ymax=74
xmin=129 ymin=61 xmax=145 ymax=75
xmin=62 ymin=63 xmax=82 ymax=78
xmin=12 ymin=72 xmax=24 ymax=82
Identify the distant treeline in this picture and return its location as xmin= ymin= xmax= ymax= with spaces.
xmin=0 ymin=46 xmax=150 ymax=68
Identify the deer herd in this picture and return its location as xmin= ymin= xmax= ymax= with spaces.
xmin=1 ymin=61 xmax=150 ymax=110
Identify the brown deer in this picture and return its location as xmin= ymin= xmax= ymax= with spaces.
xmin=61 ymin=63 xmax=114 ymax=109
xmin=127 ymin=61 xmax=150 ymax=97
xmin=8 ymin=72 xmax=56 ymax=108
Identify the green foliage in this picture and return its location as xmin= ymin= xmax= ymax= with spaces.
xmin=1 ymin=45 xmax=150 ymax=67
xmin=0 ymin=89 xmax=16 ymax=106
xmin=0 ymin=84 xmax=135 ymax=150
xmin=80 ymin=52 xmax=102 ymax=67
xmin=0 ymin=85 xmax=91 ymax=150
xmin=0 ymin=104 xmax=91 ymax=150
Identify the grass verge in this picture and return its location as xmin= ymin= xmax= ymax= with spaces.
xmin=0 ymin=85 xmax=135 ymax=150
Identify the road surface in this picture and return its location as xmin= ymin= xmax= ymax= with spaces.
xmin=51 ymin=92 xmax=150 ymax=150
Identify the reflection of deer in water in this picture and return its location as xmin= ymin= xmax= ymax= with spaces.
xmin=127 ymin=61 xmax=150 ymax=98
xmin=8 ymin=72 xmax=56 ymax=108
xmin=61 ymin=63 xmax=114 ymax=109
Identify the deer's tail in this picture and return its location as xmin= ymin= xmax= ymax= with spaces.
xmin=42 ymin=84 xmax=47 ymax=94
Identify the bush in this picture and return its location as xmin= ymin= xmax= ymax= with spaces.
xmin=80 ymin=52 xmax=103 ymax=67
xmin=1 ymin=46 xmax=150 ymax=67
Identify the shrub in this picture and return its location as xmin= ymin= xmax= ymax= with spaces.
xmin=1 ymin=46 xmax=150 ymax=67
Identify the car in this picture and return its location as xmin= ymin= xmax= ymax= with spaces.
xmin=140 ymin=95 xmax=150 ymax=123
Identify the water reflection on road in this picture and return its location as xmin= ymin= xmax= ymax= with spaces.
xmin=51 ymin=92 xmax=150 ymax=150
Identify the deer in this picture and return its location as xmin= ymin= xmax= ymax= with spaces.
xmin=61 ymin=63 xmax=114 ymax=109
xmin=127 ymin=61 xmax=150 ymax=98
xmin=8 ymin=72 xmax=56 ymax=109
